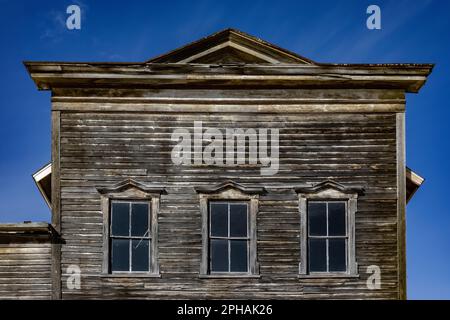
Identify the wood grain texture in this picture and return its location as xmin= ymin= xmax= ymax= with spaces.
xmin=51 ymin=110 xmax=62 ymax=299
xmin=396 ymin=113 xmax=407 ymax=299
xmin=0 ymin=243 xmax=52 ymax=299
xmin=53 ymin=88 xmax=401 ymax=299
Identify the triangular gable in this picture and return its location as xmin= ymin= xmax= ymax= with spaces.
xmin=147 ymin=28 xmax=315 ymax=65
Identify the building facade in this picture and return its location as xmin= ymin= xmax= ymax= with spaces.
xmin=1 ymin=29 xmax=432 ymax=299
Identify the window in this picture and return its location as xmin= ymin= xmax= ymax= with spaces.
xmin=296 ymin=180 xmax=363 ymax=277
xmin=308 ymin=201 xmax=347 ymax=273
xmin=97 ymin=179 xmax=165 ymax=276
xmin=110 ymin=201 xmax=151 ymax=272
xmin=195 ymin=180 xmax=265 ymax=277
xmin=209 ymin=202 xmax=249 ymax=273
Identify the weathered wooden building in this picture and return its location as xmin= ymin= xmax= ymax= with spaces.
xmin=1 ymin=29 xmax=432 ymax=299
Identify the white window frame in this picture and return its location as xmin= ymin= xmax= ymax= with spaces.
xmin=195 ymin=180 xmax=265 ymax=278
xmin=296 ymin=180 xmax=363 ymax=278
xmin=209 ymin=201 xmax=250 ymax=274
xmin=97 ymin=179 xmax=165 ymax=277
xmin=109 ymin=200 xmax=152 ymax=273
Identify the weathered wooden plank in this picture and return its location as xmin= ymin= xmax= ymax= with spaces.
xmin=51 ymin=110 xmax=62 ymax=300
xmin=0 ymin=243 xmax=52 ymax=299
xmin=42 ymin=90 xmax=402 ymax=299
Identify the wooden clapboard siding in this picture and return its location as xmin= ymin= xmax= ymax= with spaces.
xmin=55 ymin=87 xmax=399 ymax=299
xmin=19 ymin=28 xmax=433 ymax=300
xmin=0 ymin=243 xmax=52 ymax=299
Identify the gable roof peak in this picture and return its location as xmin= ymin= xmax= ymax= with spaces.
xmin=147 ymin=28 xmax=315 ymax=65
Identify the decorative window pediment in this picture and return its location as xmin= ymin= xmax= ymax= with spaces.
xmin=97 ymin=179 xmax=165 ymax=276
xmin=295 ymin=180 xmax=363 ymax=278
xmin=295 ymin=180 xmax=364 ymax=198
xmin=97 ymin=179 xmax=166 ymax=198
xmin=195 ymin=180 xmax=266 ymax=198
xmin=196 ymin=180 xmax=262 ymax=277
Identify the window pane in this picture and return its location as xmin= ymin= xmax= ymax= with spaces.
xmin=230 ymin=240 xmax=248 ymax=272
xmin=111 ymin=202 xmax=130 ymax=236
xmin=111 ymin=239 xmax=129 ymax=271
xmin=210 ymin=203 xmax=228 ymax=237
xmin=309 ymin=238 xmax=327 ymax=272
xmin=328 ymin=202 xmax=346 ymax=236
xmin=329 ymin=239 xmax=346 ymax=272
xmin=308 ymin=202 xmax=327 ymax=236
xmin=230 ymin=204 xmax=247 ymax=237
xmin=210 ymin=239 xmax=228 ymax=272
xmin=131 ymin=203 xmax=149 ymax=237
xmin=132 ymin=239 xmax=150 ymax=272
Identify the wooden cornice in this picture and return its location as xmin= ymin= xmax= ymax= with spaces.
xmin=24 ymin=61 xmax=433 ymax=93
xmin=23 ymin=28 xmax=433 ymax=93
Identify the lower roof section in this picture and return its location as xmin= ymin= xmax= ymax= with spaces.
xmin=32 ymin=163 xmax=51 ymax=209
xmin=406 ymin=167 xmax=425 ymax=204
xmin=0 ymin=222 xmax=57 ymax=243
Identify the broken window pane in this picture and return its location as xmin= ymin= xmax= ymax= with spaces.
xmin=328 ymin=202 xmax=346 ymax=236
xmin=132 ymin=239 xmax=150 ymax=272
xmin=230 ymin=204 xmax=247 ymax=237
xmin=110 ymin=201 xmax=151 ymax=273
xmin=131 ymin=203 xmax=149 ymax=237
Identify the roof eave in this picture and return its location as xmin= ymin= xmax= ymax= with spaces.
xmin=0 ymin=222 xmax=56 ymax=234
xmin=32 ymin=162 xmax=52 ymax=209
xmin=24 ymin=62 xmax=433 ymax=93
xmin=406 ymin=167 xmax=425 ymax=204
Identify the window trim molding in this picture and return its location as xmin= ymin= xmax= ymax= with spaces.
xmin=209 ymin=201 xmax=250 ymax=274
xmin=97 ymin=179 xmax=165 ymax=276
xmin=195 ymin=181 xmax=265 ymax=277
xmin=295 ymin=180 xmax=364 ymax=277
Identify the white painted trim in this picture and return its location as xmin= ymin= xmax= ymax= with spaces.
xmin=32 ymin=163 xmax=52 ymax=182
xmin=406 ymin=168 xmax=424 ymax=186
xmin=178 ymin=41 xmax=280 ymax=64
xmin=32 ymin=163 xmax=52 ymax=209
xmin=396 ymin=113 xmax=407 ymax=299
xmin=297 ymin=187 xmax=359 ymax=277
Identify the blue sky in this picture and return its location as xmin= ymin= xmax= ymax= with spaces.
xmin=0 ymin=0 xmax=449 ymax=299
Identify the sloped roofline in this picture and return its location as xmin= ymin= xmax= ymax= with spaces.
xmin=146 ymin=28 xmax=316 ymax=64
xmin=32 ymin=162 xmax=52 ymax=209
xmin=23 ymin=28 xmax=434 ymax=92
xmin=406 ymin=167 xmax=425 ymax=203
